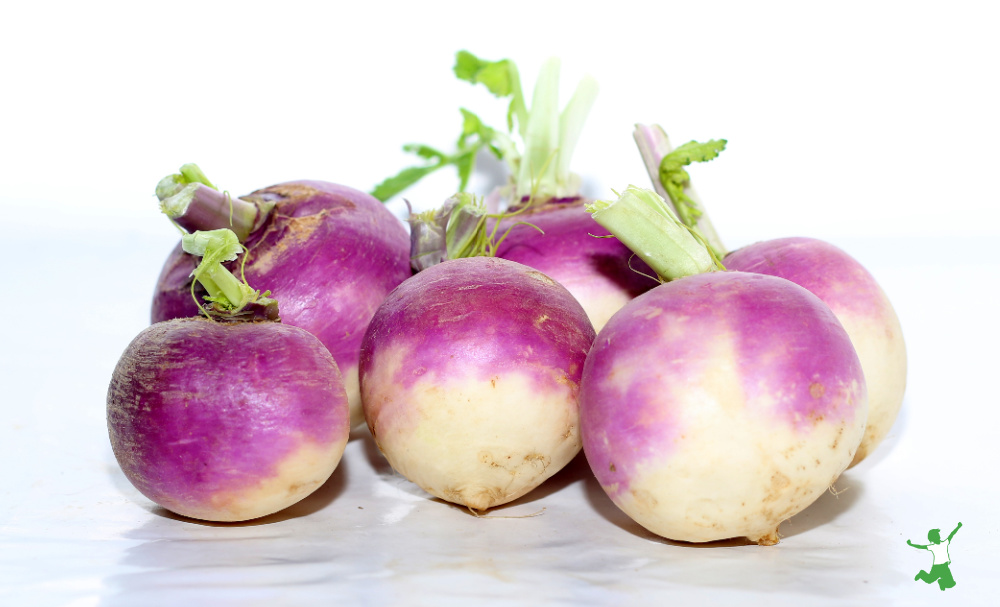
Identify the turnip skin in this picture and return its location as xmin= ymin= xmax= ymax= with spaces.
xmin=580 ymin=271 xmax=867 ymax=544
xmin=494 ymin=199 xmax=657 ymax=331
xmin=107 ymin=318 xmax=350 ymax=522
xmin=724 ymin=237 xmax=906 ymax=467
xmin=152 ymin=181 xmax=411 ymax=427
xmin=360 ymin=257 xmax=596 ymax=511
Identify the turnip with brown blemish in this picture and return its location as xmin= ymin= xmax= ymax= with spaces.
xmin=360 ymin=256 xmax=595 ymax=511
xmin=152 ymin=166 xmax=411 ymax=428
xmin=110 ymin=230 xmax=350 ymax=522
xmin=633 ymin=125 xmax=907 ymax=466
xmin=581 ymin=272 xmax=867 ymax=544
xmin=580 ymin=187 xmax=867 ymax=544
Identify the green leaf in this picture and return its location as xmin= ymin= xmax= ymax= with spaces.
xmin=453 ymin=50 xmax=483 ymax=82
xmin=457 ymin=108 xmax=497 ymax=154
xmin=460 ymin=108 xmax=483 ymax=135
xmin=660 ymin=139 xmax=727 ymax=174
xmin=454 ymin=50 xmax=514 ymax=98
xmin=658 ymin=139 xmax=727 ymax=227
xmin=402 ymin=143 xmax=447 ymax=161
xmin=454 ymin=149 xmax=477 ymax=193
xmin=372 ymin=51 xmax=529 ymax=202
xmin=371 ymin=164 xmax=444 ymax=202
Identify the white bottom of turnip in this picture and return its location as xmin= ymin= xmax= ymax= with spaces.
xmin=162 ymin=437 xmax=348 ymax=522
xmin=561 ymin=277 xmax=641 ymax=333
xmin=364 ymin=344 xmax=581 ymax=512
xmin=592 ymin=339 xmax=865 ymax=544
xmin=612 ymin=418 xmax=859 ymax=545
xmin=839 ymin=304 xmax=907 ymax=466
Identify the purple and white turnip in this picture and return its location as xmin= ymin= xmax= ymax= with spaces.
xmin=633 ymin=125 xmax=906 ymax=466
xmin=580 ymin=186 xmax=868 ymax=544
xmin=152 ymin=169 xmax=411 ymax=427
xmin=109 ymin=230 xmax=350 ymax=521
xmin=360 ymin=256 xmax=595 ymax=511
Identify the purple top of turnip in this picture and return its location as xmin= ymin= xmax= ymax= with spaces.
xmin=360 ymin=256 xmax=595 ymax=392
xmin=726 ymin=237 xmax=888 ymax=318
xmin=494 ymin=198 xmax=654 ymax=297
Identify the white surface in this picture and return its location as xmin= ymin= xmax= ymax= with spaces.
xmin=2 ymin=2 xmax=999 ymax=605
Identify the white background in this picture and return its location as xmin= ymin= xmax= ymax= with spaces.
xmin=1 ymin=1 xmax=998 ymax=605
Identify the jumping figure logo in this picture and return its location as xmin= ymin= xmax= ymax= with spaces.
xmin=907 ymin=522 xmax=962 ymax=591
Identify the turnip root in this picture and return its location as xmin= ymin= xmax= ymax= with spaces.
xmin=580 ymin=187 xmax=867 ymax=544
xmin=110 ymin=230 xmax=350 ymax=521
xmin=633 ymin=125 xmax=906 ymax=466
xmin=359 ymin=256 xmax=595 ymax=511
xmin=152 ymin=172 xmax=411 ymax=428
xmin=724 ymin=238 xmax=905 ymax=466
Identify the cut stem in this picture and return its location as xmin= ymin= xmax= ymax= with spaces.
xmin=587 ymin=186 xmax=717 ymax=282
xmin=155 ymin=164 xmax=262 ymax=241
xmin=180 ymin=229 xmax=277 ymax=321
xmin=633 ymin=124 xmax=727 ymax=257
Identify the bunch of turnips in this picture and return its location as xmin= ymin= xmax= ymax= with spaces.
xmin=108 ymin=51 xmax=905 ymax=545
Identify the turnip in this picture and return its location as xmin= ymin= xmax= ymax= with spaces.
xmin=151 ymin=167 xmax=411 ymax=427
xmin=633 ymin=124 xmax=906 ymax=466
xmin=359 ymin=252 xmax=595 ymax=511
xmin=109 ymin=230 xmax=350 ymax=522
xmin=373 ymin=51 xmax=655 ymax=330
xmin=580 ymin=186 xmax=867 ymax=545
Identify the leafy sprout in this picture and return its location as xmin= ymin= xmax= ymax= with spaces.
xmin=372 ymin=50 xmax=597 ymax=207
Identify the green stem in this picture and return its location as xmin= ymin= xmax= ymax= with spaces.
xmin=155 ymin=164 xmax=262 ymax=241
xmin=203 ymin=263 xmax=247 ymax=307
xmin=556 ymin=74 xmax=599 ymax=190
xmin=196 ymin=272 xmax=225 ymax=302
xmin=516 ymin=58 xmax=561 ymax=200
xmin=587 ymin=186 xmax=716 ymax=281
xmin=633 ymin=124 xmax=727 ymax=257
xmin=407 ymin=192 xmax=543 ymax=271
xmin=180 ymin=228 xmax=279 ymax=321
xmin=179 ymin=163 xmax=217 ymax=189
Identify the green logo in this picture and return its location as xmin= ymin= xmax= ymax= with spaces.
xmin=907 ymin=522 xmax=962 ymax=591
